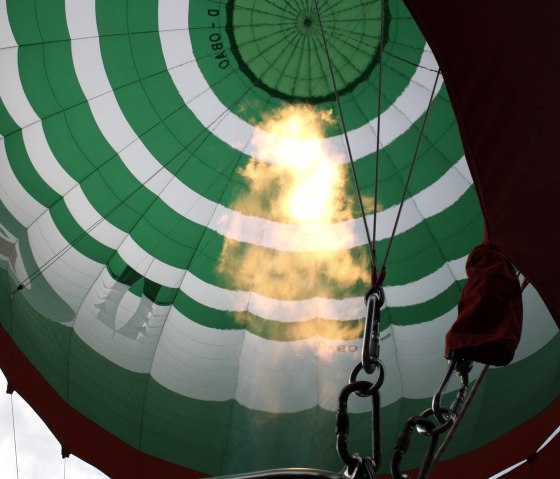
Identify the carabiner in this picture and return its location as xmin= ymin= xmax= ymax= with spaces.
xmin=432 ymin=355 xmax=473 ymax=424
xmin=362 ymin=286 xmax=384 ymax=374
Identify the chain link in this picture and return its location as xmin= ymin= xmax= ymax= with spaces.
xmin=362 ymin=286 xmax=384 ymax=374
xmin=390 ymin=355 xmax=473 ymax=479
xmin=336 ymin=286 xmax=385 ymax=479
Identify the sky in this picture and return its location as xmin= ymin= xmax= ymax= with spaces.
xmin=0 ymin=370 xmax=108 ymax=479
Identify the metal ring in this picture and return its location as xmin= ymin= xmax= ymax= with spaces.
xmin=349 ymin=361 xmax=385 ymax=397
xmin=417 ymin=408 xmax=453 ymax=436
xmin=343 ymin=455 xmax=362 ymax=479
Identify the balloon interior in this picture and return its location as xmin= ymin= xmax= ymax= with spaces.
xmin=0 ymin=1 xmax=558 ymax=478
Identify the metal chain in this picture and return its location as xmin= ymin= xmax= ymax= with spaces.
xmin=390 ymin=355 xmax=473 ymax=479
xmin=361 ymin=286 xmax=384 ymax=374
xmin=428 ymin=364 xmax=489 ymax=475
xmin=336 ymin=287 xmax=385 ymax=479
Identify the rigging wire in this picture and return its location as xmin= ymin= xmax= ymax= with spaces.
xmin=428 ymin=364 xmax=490 ymax=475
xmin=313 ymin=0 xmax=375 ymax=270
xmin=10 ymin=393 xmax=20 ymax=479
xmin=380 ymin=69 xmax=441 ymax=273
xmin=372 ymin=0 xmax=385 ymax=266
xmin=428 ymin=268 xmax=529 ymax=476
xmin=12 ymin=99 xmax=236 ymax=293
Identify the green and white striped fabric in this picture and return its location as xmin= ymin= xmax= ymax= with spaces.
xmin=0 ymin=0 xmax=558 ymax=475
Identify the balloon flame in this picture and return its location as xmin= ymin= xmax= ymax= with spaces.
xmin=238 ymin=104 xmax=353 ymax=224
xmin=218 ymin=104 xmax=369 ymax=350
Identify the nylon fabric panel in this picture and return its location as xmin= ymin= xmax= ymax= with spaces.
xmin=0 ymin=296 xmax=558 ymax=475
xmin=403 ymin=0 xmax=560 ymax=327
xmin=1 ymin=0 xmax=558 ymax=477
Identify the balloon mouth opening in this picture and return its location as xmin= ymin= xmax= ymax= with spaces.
xmin=303 ymin=17 xmax=313 ymax=28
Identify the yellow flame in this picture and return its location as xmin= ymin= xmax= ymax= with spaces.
xmin=218 ymin=103 xmax=369 ymax=335
xmin=240 ymin=104 xmax=352 ymax=225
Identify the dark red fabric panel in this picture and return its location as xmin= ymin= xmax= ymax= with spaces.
xmin=0 ymin=325 xmax=205 ymax=479
xmin=379 ymin=397 xmax=560 ymax=479
xmin=524 ymin=433 xmax=560 ymax=479
xmin=403 ymin=0 xmax=560 ymax=329
xmin=469 ymin=433 xmax=560 ymax=479
xmin=496 ymin=464 xmax=529 ymax=479
xmin=445 ymin=242 xmax=523 ymax=365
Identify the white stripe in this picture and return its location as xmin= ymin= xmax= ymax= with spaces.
xmin=0 ymin=47 xmax=39 ymax=128
xmin=2 ymin=0 xmax=473 ymax=319
xmin=0 ymin=0 xmax=16 ymax=49
xmin=118 ymin=235 xmax=185 ymax=288
xmin=414 ymin=157 xmax=473 ymax=216
xmin=159 ymin=0 xmax=442 ymax=163
xmin=0 ymin=139 xmax=47 ymax=228
xmin=386 ymin=257 xmax=467 ymax=308
xmin=148 ymin=300 xmax=557 ymax=412
xmin=180 ymin=255 xmax=469 ymax=321
xmin=64 ymin=187 xmax=127 ymax=250
xmin=22 ymin=122 xmax=77 ymax=195
xmin=391 ymin=308 xmax=483 ymax=398
xmin=73 ymin=269 xmax=169 ymax=373
xmin=209 ymin=156 xmax=472 ymax=251
xmin=1 ymin=130 xmax=469 ymax=318
xmin=150 ymin=308 xmax=245 ymax=399
xmin=64 ymin=0 xmax=470 ymax=253
xmin=150 ymin=309 xmax=372 ymax=412
xmin=27 ymin=211 xmax=105 ymax=313
xmin=513 ymin=284 xmax=560 ymax=362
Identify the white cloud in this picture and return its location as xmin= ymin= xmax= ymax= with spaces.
xmin=0 ymin=370 xmax=108 ymax=479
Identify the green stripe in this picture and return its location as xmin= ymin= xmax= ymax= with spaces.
xmin=1 ymin=2 xmax=556 ymax=478
xmin=15 ymin=234 xmax=75 ymax=324
xmin=6 ymin=107 xmax=480 ymax=293
xmin=0 ymin=98 xmax=19 ymax=137
xmin=68 ymin=332 xmax=147 ymax=447
xmin=95 ymin=0 xmax=462 ymax=217
xmin=9 ymin=0 xmax=474 ymax=276
xmin=0 ymin=266 xmax=13 ymax=332
xmin=4 ymin=122 xmax=481 ymax=339
xmin=6 ymin=0 xmax=42 ymax=44
xmin=5 ymin=131 xmax=60 ymax=206
xmin=18 ymin=44 xmax=61 ymax=119
xmin=4 ymin=129 xmax=481 ymax=315
xmin=10 ymin=0 xmax=465 ymax=222
xmin=43 ymin=110 xmax=114 ymax=181
xmin=385 ymin=280 xmax=466 ymax=326
xmin=3 ymin=289 xmax=558 ymax=475
xmin=0 ymin=191 xmax=26 ymax=239
xmin=174 ymin=292 xmax=364 ymax=339
xmin=173 ymin=280 xmax=464 ymax=339
xmin=189 ymin=0 xmax=424 ymax=131
xmin=50 ymin=200 xmax=115 ymax=264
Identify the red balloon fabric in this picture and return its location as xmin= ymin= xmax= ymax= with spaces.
xmin=445 ymin=242 xmax=523 ymax=365
xmin=403 ymin=0 xmax=560 ymax=329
